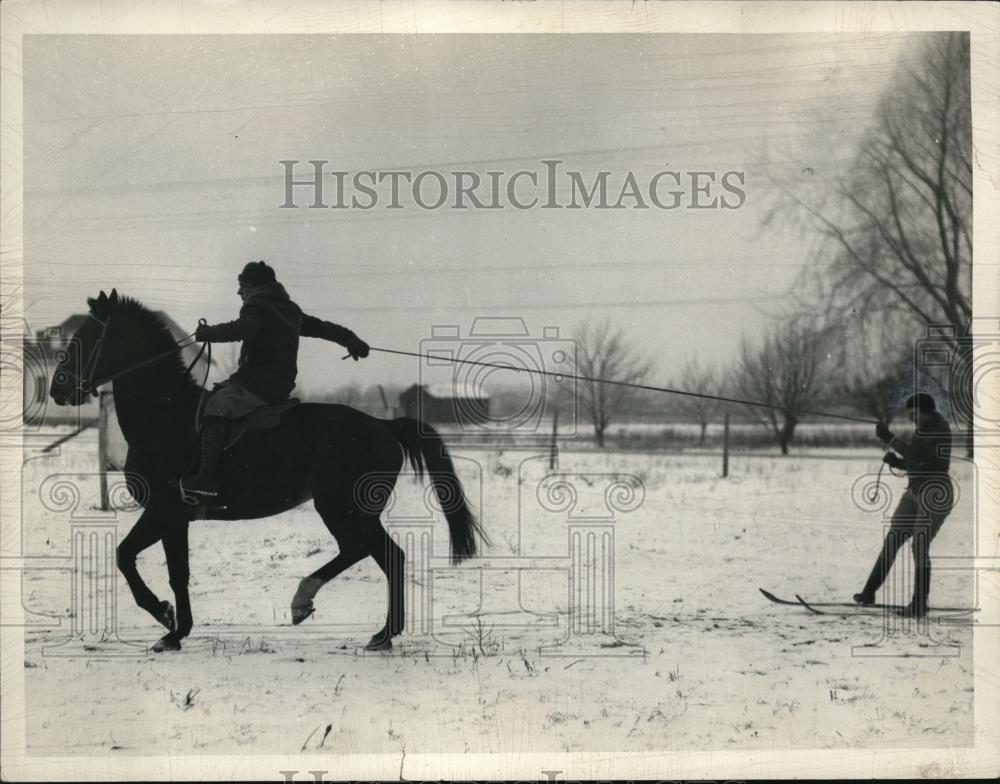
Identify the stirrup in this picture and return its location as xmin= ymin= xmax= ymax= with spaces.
xmin=172 ymin=477 xmax=219 ymax=506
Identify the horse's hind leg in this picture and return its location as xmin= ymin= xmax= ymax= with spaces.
xmin=365 ymin=530 xmax=405 ymax=651
xmin=300 ymin=467 xmax=403 ymax=648
xmin=291 ymin=543 xmax=367 ymax=624
xmin=290 ymin=492 xmax=369 ymax=624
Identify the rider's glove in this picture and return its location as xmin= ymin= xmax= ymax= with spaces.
xmin=346 ymin=335 xmax=370 ymax=361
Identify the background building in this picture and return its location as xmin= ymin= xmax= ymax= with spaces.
xmin=396 ymin=383 xmax=490 ymax=425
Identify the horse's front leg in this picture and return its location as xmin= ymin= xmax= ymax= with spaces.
xmin=153 ymin=520 xmax=192 ymax=652
xmin=117 ymin=507 xmax=175 ymax=632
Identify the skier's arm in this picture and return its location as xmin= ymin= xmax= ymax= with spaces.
xmin=882 ymin=451 xmax=906 ymax=470
xmin=885 ymin=432 xmax=912 ymax=459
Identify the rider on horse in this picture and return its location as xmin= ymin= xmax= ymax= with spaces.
xmin=180 ymin=261 xmax=370 ymax=498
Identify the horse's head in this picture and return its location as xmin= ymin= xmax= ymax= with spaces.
xmin=50 ymin=289 xmax=120 ymax=406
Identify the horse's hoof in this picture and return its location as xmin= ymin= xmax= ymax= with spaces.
xmin=151 ymin=634 xmax=182 ymax=653
xmin=155 ymin=601 xmax=176 ymax=632
xmin=365 ymin=635 xmax=393 ymax=652
xmin=290 ymin=578 xmax=323 ymax=624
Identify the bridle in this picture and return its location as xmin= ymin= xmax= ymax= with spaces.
xmin=55 ymin=314 xmax=112 ymax=396
xmin=56 ymin=313 xmax=210 ymax=397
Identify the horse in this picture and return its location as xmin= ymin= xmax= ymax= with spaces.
xmin=48 ymin=289 xmax=486 ymax=652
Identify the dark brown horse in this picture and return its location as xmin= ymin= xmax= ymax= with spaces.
xmin=49 ymin=290 xmax=485 ymax=652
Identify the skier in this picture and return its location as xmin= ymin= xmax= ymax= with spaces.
xmin=854 ymin=393 xmax=953 ymax=617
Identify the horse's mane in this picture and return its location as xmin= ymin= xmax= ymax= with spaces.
xmin=108 ymin=296 xmax=199 ymax=388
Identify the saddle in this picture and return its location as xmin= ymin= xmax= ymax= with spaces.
xmin=196 ymin=394 xmax=301 ymax=449
xmin=172 ymin=397 xmax=301 ymax=509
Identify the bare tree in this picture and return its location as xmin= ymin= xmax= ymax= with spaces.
xmin=833 ymin=316 xmax=914 ymax=422
xmin=781 ymin=33 xmax=972 ymax=445
xmin=565 ymin=317 xmax=653 ymax=448
xmin=735 ymin=320 xmax=832 ymax=455
xmin=673 ymin=357 xmax=724 ymax=444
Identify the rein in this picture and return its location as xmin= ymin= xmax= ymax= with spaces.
xmin=64 ymin=314 xmax=212 ymax=394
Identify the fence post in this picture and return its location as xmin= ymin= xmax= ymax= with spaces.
xmin=549 ymin=409 xmax=559 ymax=470
xmin=98 ymin=390 xmax=110 ymax=511
xmin=722 ymin=411 xmax=730 ymax=478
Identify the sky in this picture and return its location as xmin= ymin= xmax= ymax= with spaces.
xmin=20 ymin=33 xmax=923 ymax=395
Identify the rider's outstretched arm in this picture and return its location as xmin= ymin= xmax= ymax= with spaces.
xmin=300 ymin=313 xmax=370 ymax=360
xmin=300 ymin=314 xmax=356 ymax=345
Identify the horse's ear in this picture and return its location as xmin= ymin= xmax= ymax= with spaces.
xmin=88 ymin=291 xmax=109 ymax=315
xmin=109 ymin=288 xmax=119 ymax=303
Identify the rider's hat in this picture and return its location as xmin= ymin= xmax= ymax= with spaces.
xmin=238 ymin=260 xmax=276 ymax=287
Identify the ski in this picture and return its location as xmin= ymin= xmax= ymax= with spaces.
xmin=794 ymin=594 xmax=976 ymax=619
xmin=759 ymin=588 xmax=976 ymax=614
xmin=794 ymin=594 xmax=824 ymax=615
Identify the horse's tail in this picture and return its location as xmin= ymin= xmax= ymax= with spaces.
xmin=387 ymin=417 xmax=487 ymax=563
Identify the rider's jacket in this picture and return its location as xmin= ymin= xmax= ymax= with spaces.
xmin=200 ymin=282 xmax=357 ymax=402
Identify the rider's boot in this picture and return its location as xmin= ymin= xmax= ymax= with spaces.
xmin=180 ymin=417 xmax=227 ymax=497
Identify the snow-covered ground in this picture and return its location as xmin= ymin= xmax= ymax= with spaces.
xmin=18 ymin=428 xmax=978 ymax=755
